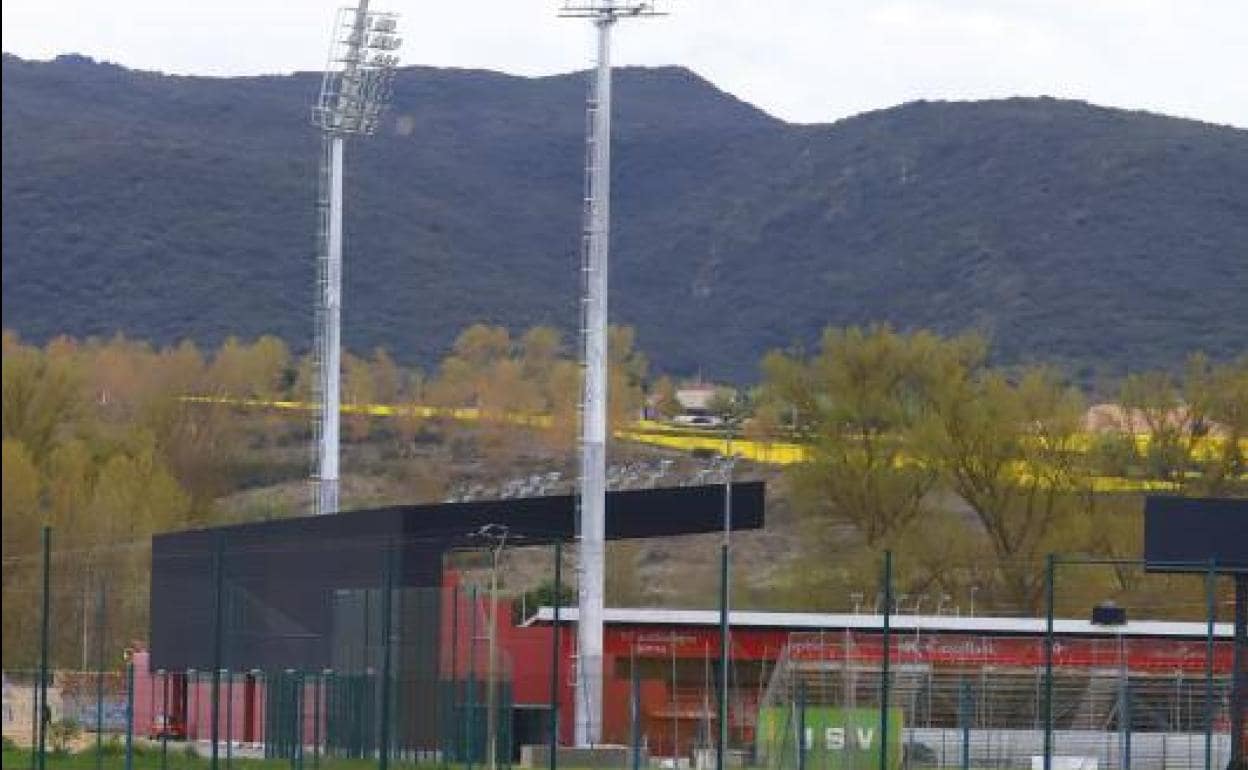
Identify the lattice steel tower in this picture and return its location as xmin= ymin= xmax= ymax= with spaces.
xmin=560 ymin=0 xmax=664 ymax=746
xmin=310 ymin=2 xmax=401 ymax=516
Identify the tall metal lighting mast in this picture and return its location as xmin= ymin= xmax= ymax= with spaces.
xmin=310 ymin=1 xmax=401 ymax=516
xmin=559 ymin=0 xmax=663 ymax=746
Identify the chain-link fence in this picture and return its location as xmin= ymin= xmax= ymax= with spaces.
xmin=3 ymin=525 xmax=1244 ymax=770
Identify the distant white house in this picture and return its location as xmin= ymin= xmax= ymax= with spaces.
xmin=662 ymin=382 xmax=732 ymax=427
xmin=674 ymin=382 xmax=718 ymax=412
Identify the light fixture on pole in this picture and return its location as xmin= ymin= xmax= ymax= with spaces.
xmin=471 ymin=523 xmax=511 ymax=770
xmin=558 ymin=0 xmax=665 ymax=747
xmin=310 ymin=1 xmax=401 ymax=516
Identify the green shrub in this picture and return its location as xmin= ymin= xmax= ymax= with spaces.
xmin=47 ymin=718 xmax=82 ymax=755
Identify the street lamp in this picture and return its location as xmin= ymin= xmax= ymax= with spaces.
xmin=717 ymin=413 xmax=742 ymax=770
xmin=471 ymin=524 xmax=511 ymax=770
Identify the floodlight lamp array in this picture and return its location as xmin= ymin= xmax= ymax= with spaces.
xmin=312 ymin=8 xmax=403 ymax=136
xmin=558 ymin=0 xmax=664 ymax=18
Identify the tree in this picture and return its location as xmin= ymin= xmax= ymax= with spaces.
xmin=343 ymin=352 xmax=377 ymax=442
xmin=607 ymin=325 xmax=647 ymax=427
xmin=1184 ymin=354 xmax=1248 ymax=495
xmin=916 ymin=367 xmax=1093 ymax=612
xmin=705 ymin=387 xmax=741 ymax=421
xmin=760 ymin=326 xmax=978 ymax=549
xmin=1 ymin=439 xmax=41 ymax=557
xmin=248 ymin=335 xmax=292 ymax=400
xmin=371 ymin=348 xmax=402 ymax=406
xmin=452 ymin=324 xmax=511 ymax=371
xmin=1 ymin=439 xmax=43 ymax=665
xmin=650 ymin=375 xmax=682 ymax=420
xmin=520 ymin=326 xmax=563 ymax=380
xmin=2 ymin=338 xmax=81 ymax=462
xmin=1118 ymin=370 xmax=1191 ymax=483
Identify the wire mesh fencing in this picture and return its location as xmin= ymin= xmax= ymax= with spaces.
xmin=2 ymin=525 xmax=1244 ymax=770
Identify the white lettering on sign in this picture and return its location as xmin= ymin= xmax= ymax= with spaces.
xmin=802 ymin=726 xmax=877 ymax=751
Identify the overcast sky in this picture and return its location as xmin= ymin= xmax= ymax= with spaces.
xmin=3 ymin=0 xmax=1246 ymax=128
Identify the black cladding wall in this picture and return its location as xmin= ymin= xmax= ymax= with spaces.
xmin=150 ymin=482 xmax=765 ymax=671
xmin=1144 ymin=496 xmax=1248 ymax=572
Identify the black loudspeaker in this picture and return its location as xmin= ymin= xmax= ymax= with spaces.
xmin=1091 ymin=601 xmax=1127 ymax=626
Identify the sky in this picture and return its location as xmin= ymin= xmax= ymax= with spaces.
xmin=3 ymin=0 xmax=1246 ymax=128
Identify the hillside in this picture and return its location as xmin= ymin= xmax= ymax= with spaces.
xmin=3 ymin=53 xmax=1246 ymax=381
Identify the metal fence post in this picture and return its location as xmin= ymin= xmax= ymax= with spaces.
xmin=295 ymin=672 xmax=305 ymax=770
xmin=468 ymin=586 xmax=478 ymax=770
xmin=549 ymin=541 xmax=562 ymax=770
xmin=125 ymin=658 xmax=135 ymax=770
xmin=95 ymin=583 xmax=107 ymax=770
xmin=161 ymin=671 xmax=169 ymax=770
xmin=379 ymin=544 xmax=395 ymax=770
xmin=324 ymin=670 xmax=335 ymax=760
xmin=212 ymin=534 xmax=225 ymax=770
xmin=312 ymin=672 xmax=321 ymax=770
xmin=718 ymin=470 xmax=732 ymax=770
xmin=1122 ymin=678 xmax=1132 ymax=770
xmin=37 ymin=526 xmax=51 ymax=770
xmin=1205 ymin=559 xmax=1216 ymax=770
xmin=630 ymin=647 xmax=641 ymax=770
xmin=449 ymin=584 xmax=460 ymax=767
xmin=191 ymin=668 xmax=200 ymax=746
xmin=1232 ymin=575 xmax=1246 ymax=770
xmin=880 ymin=549 xmax=892 ymax=770
xmin=959 ymin=678 xmax=971 ymax=770
xmin=797 ymin=681 xmax=807 ymax=770
xmin=227 ymin=669 xmax=234 ymax=769
xmin=1044 ymin=554 xmax=1056 ymax=770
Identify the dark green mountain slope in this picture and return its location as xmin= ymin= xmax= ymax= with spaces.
xmin=3 ymin=54 xmax=1245 ymax=381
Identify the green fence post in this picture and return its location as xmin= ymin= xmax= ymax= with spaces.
xmin=1205 ymin=559 xmax=1216 ymax=770
xmin=549 ymin=542 xmax=562 ymax=770
xmin=212 ymin=534 xmax=225 ymax=770
xmin=718 ymin=467 xmax=732 ymax=770
xmin=797 ymin=681 xmax=807 ymax=770
xmin=37 ymin=526 xmax=51 ymax=770
xmin=288 ymin=670 xmax=298 ymax=769
xmin=879 ymin=549 xmax=892 ymax=770
xmin=447 ymin=584 xmax=459 ymax=767
xmin=379 ymin=545 xmax=395 ymax=770
xmin=1044 ymin=554 xmax=1056 ymax=770
xmin=1232 ymin=575 xmax=1247 ymax=770
xmin=160 ymin=671 xmax=169 ymax=770
xmin=959 ymin=678 xmax=971 ymax=770
xmin=1122 ymin=678 xmax=1132 ymax=770
xmin=469 ymin=586 xmax=480 ymax=770
xmin=191 ymin=668 xmax=200 ymax=746
xmin=324 ymin=670 xmax=335 ymax=761
xmin=95 ymin=584 xmax=107 ymax=770
xmin=631 ymin=648 xmax=641 ymax=770
xmin=295 ymin=672 xmax=305 ymax=770
xmin=124 ymin=658 xmax=134 ymax=770
xmin=227 ymin=670 xmax=234 ymax=769
xmin=313 ymin=672 xmax=321 ymax=770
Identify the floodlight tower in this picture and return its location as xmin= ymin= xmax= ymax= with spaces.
xmin=310 ymin=1 xmax=401 ymax=516
xmin=559 ymin=0 xmax=664 ymax=747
